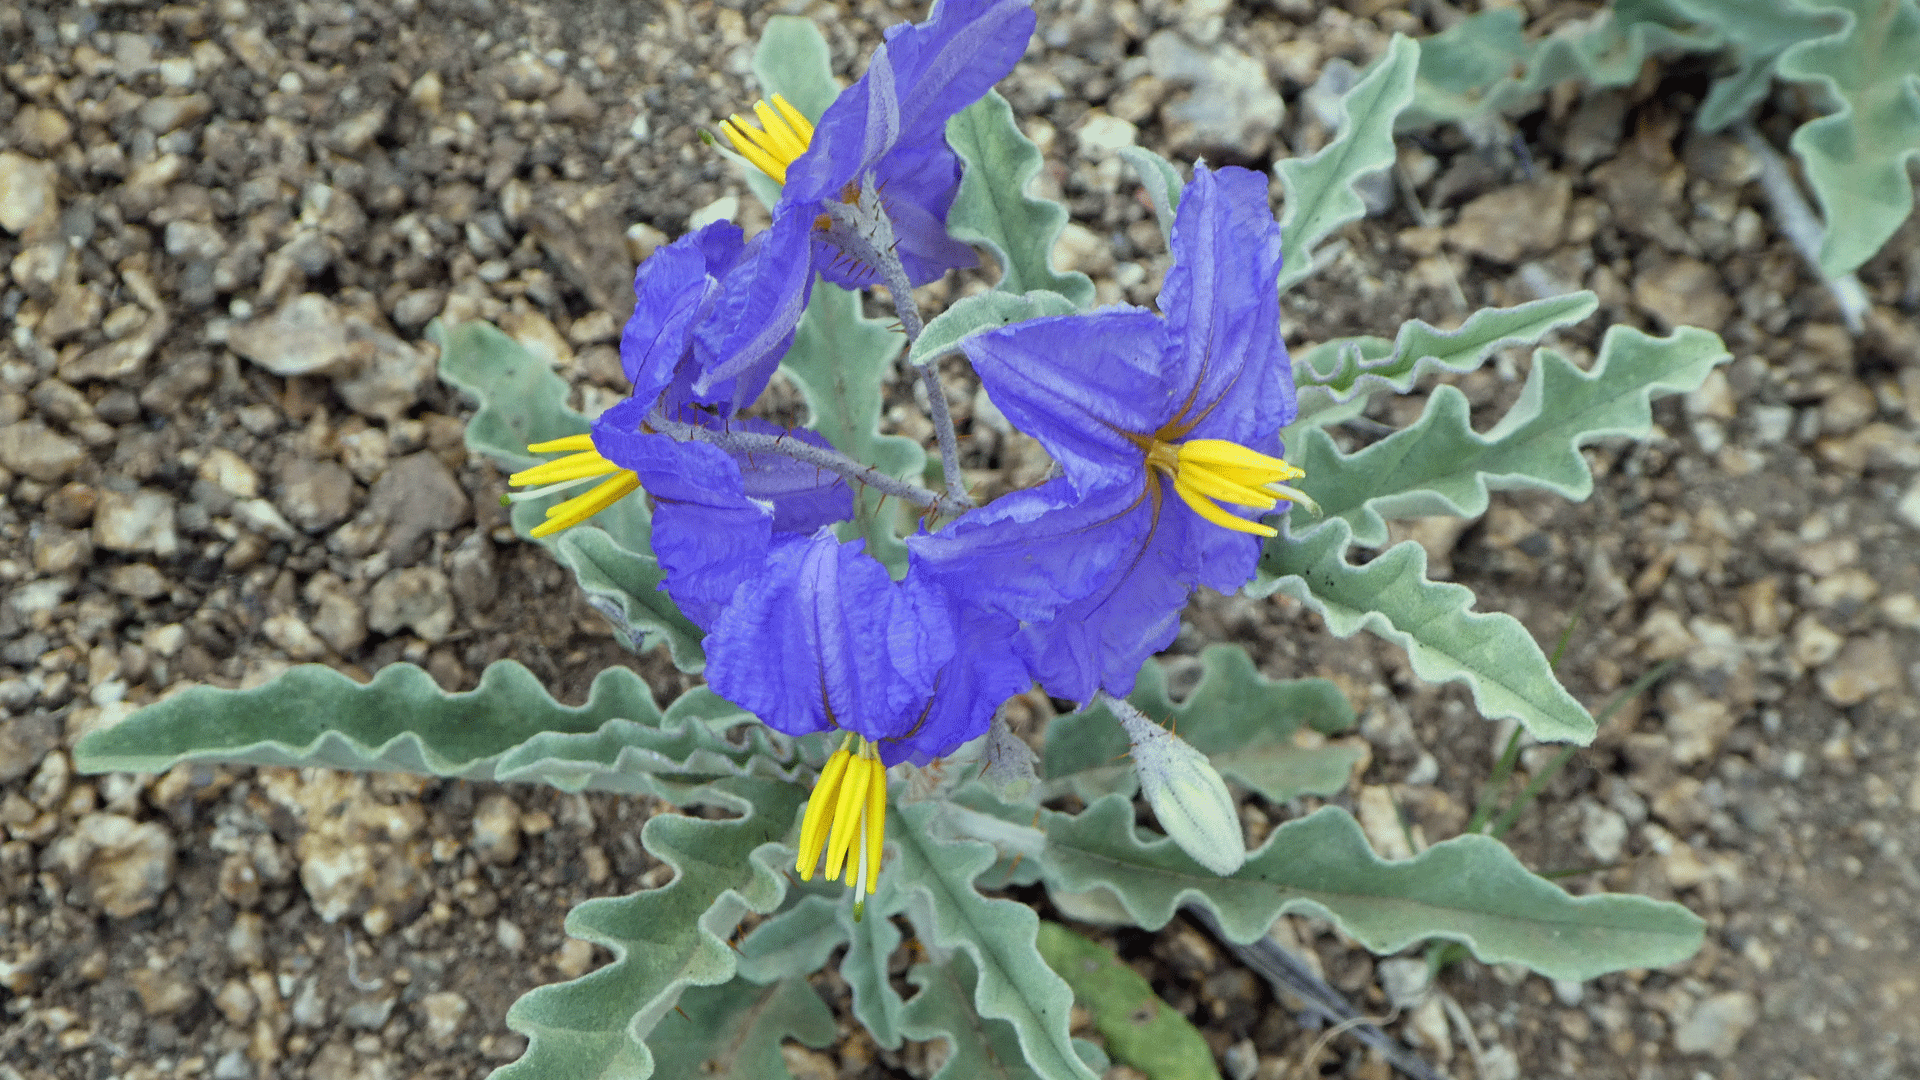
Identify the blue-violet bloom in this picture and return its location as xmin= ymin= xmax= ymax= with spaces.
xmin=702 ymin=0 xmax=1037 ymax=406
xmin=912 ymin=165 xmax=1311 ymax=703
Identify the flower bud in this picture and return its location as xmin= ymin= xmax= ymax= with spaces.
xmin=1113 ymin=702 xmax=1245 ymax=876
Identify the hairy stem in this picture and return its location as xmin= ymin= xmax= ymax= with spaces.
xmin=650 ymin=413 xmax=969 ymax=517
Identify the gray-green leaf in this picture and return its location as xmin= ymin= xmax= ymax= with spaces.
xmin=910 ymin=290 xmax=1080 ymax=368
xmin=1292 ymin=292 xmax=1597 ymax=402
xmin=1042 ymin=798 xmax=1704 ymax=982
xmin=947 ymin=91 xmax=1096 ymax=307
xmin=1276 ymin=34 xmax=1420 ymax=294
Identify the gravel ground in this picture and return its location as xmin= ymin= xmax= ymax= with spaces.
xmin=3 ymin=1 xmax=1919 ymax=1078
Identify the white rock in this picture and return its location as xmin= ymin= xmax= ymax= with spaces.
xmin=197 ymin=447 xmax=260 ymax=498
xmin=0 ymin=151 xmax=59 ymax=235
xmin=1673 ymin=991 xmax=1757 ymax=1058
xmin=418 ymin=991 xmax=469 ymax=1043
xmin=1580 ymin=801 xmax=1628 ymax=863
xmin=229 ymin=294 xmax=353 ymax=376
xmin=93 ymin=488 xmax=180 ymax=556
xmin=43 ymin=813 xmax=175 ymax=917
xmin=688 ymin=195 xmax=739 ymax=230
xmin=1076 ymin=111 xmax=1138 ymax=156
xmin=366 ymin=567 xmax=454 ymax=643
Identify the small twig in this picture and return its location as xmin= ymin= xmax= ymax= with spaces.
xmin=1185 ymin=906 xmax=1446 ymax=1080
xmin=650 ymin=413 xmax=969 ymax=518
xmin=1733 ymin=119 xmax=1869 ymax=333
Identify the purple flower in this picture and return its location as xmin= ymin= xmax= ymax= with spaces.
xmin=911 ymin=165 xmax=1311 ymax=703
xmin=704 ymin=529 xmax=1028 ymax=767
xmin=508 ymin=224 xmax=852 ymax=622
xmin=701 ymin=0 xmax=1037 ymax=405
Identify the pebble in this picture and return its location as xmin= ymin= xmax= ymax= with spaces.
xmin=230 ymin=294 xmax=354 ymax=376
xmin=1356 ymin=785 xmax=1413 ymax=860
xmin=108 ymin=563 xmax=169 ymax=599
xmin=1633 ymin=257 xmax=1733 ymax=332
xmin=1143 ymin=31 xmax=1283 ymax=157
xmin=0 ymin=420 xmax=89 ymax=481
xmin=43 ymin=812 xmax=175 ymax=917
xmin=263 ymin=613 xmax=329 ymax=660
xmin=1378 ymin=957 xmax=1430 ymax=1010
xmin=1580 ymin=800 xmax=1628 ymax=862
xmin=213 ymin=1049 xmax=254 ymax=1080
xmin=1660 ymin=682 xmax=1735 ymax=766
xmin=291 ymin=977 xmax=328 ymax=1027
xmin=365 ymin=452 xmax=471 ymax=566
xmin=344 ymin=996 xmax=397 ymax=1030
xmin=1672 ymin=991 xmax=1757 ymax=1057
xmin=64 ymin=311 xmax=172 ymax=382
xmin=277 ymin=459 xmax=357 ymax=533
xmin=366 ymin=566 xmax=455 ymax=642
xmin=418 ymin=991 xmax=469 ymax=1043
xmin=93 ymin=487 xmax=180 ymax=556
xmin=216 ymin=979 xmax=258 ymax=1025
xmin=308 ymin=587 xmax=368 ymax=655
xmin=1449 ymin=178 xmax=1571 ymax=264
xmin=0 ymin=150 xmax=60 ymax=236
xmin=1895 ymin=477 xmax=1920 ymax=531
xmin=471 ymin=792 xmax=523 ymax=865
xmin=198 ymin=447 xmax=261 ymax=499
xmin=1817 ymin=635 xmax=1903 ymax=706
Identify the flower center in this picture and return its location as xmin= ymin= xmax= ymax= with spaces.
xmin=718 ymin=94 xmax=815 ymax=185
xmin=796 ymin=733 xmax=888 ymax=913
xmin=1145 ymin=437 xmax=1314 ymax=538
xmin=506 ymin=433 xmax=641 ymax=539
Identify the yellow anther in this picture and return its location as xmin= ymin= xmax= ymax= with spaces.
xmin=796 ymin=735 xmax=887 ymax=899
xmin=1149 ymin=437 xmax=1310 ymax=538
xmin=718 ymin=93 xmax=814 ymax=185
xmin=507 ymin=436 xmax=642 ymax=539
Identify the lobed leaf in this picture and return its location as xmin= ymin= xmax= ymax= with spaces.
xmin=496 ymin=778 xmax=805 ymax=1080
xmin=1288 ymin=323 xmax=1730 ymax=547
xmin=778 ymin=280 xmax=924 ymax=575
xmin=893 ymin=802 xmax=1098 ymax=1080
xmin=947 ymin=91 xmax=1097 ymax=307
xmin=1040 ymin=798 xmax=1705 ymax=982
xmin=554 ymin=528 xmax=707 ymax=671
xmin=1775 ymin=0 xmax=1920 ymax=278
xmin=644 ymin=977 xmax=835 ymax=1080
xmin=1400 ymin=3 xmax=1722 ymax=131
xmin=838 ymin=874 xmax=911 ymax=1049
xmin=909 ymin=289 xmax=1080 ymax=368
xmin=493 ymin=687 xmax=797 ymax=795
xmin=434 ymin=320 xmax=697 ymax=668
xmin=1253 ymin=518 xmax=1594 ymax=744
xmin=74 ymin=661 xmax=654 ymax=780
xmin=1045 ymin=645 xmax=1358 ymax=804
xmin=733 ymin=894 xmax=847 ymax=984
xmin=899 ymin=954 xmax=1044 ymax=1080
xmin=1275 ymin=34 xmax=1420 ymax=294
xmin=1034 ymin=923 xmax=1222 ymax=1080
xmin=1292 ymin=292 xmax=1597 ymax=403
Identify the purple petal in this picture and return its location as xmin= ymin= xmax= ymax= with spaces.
xmin=618 ymin=222 xmax=746 ymax=401
xmin=960 ymin=308 xmax=1174 ymax=491
xmin=705 ymin=532 xmax=953 ymax=743
xmin=878 ymin=577 xmax=1030 ymax=766
xmin=590 ymin=418 xmax=774 ymax=629
xmin=911 ymin=477 xmax=1145 ymax=622
xmin=692 ymin=208 xmax=817 ymax=411
xmin=787 ymin=0 xmax=1035 ymax=205
xmin=1156 ymin=165 xmax=1296 ymax=440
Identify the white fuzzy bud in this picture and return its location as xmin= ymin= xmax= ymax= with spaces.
xmin=1109 ymin=697 xmax=1246 ymax=876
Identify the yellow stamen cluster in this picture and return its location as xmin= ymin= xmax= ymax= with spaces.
xmin=507 ymin=434 xmax=641 ymax=539
xmin=797 ymin=734 xmax=888 ymax=912
xmin=1147 ymin=437 xmax=1316 ymax=537
xmin=718 ymin=94 xmax=815 ymax=185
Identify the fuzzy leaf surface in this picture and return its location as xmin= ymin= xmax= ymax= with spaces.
xmin=1289 ymin=324 xmax=1729 ymax=546
xmin=900 ymin=955 xmax=1042 ymax=1080
xmin=1776 ymin=0 xmax=1920 ymax=277
xmin=75 ymin=661 xmax=652 ymax=779
xmin=643 ymin=977 xmax=835 ymax=1080
xmin=554 ymin=528 xmax=707 ymax=670
xmin=1117 ymin=146 xmax=1184 ymax=238
xmin=1034 ymin=923 xmax=1221 ymax=1080
xmin=947 ymin=91 xmax=1096 ymax=307
xmin=1292 ymin=293 xmax=1597 ymax=402
xmin=893 ymin=802 xmax=1097 ymax=1080
xmin=1275 ymin=34 xmax=1420 ymax=294
xmin=733 ymin=895 xmax=846 ymax=985
xmin=910 ymin=290 xmax=1080 ymax=367
xmin=1042 ymin=799 xmax=1705 ymax=982
xmin=496 ymin=778 xmax=804 ymax=1080
xmin=1045 ymin=645 xmax=1357 ymax=804
xmin=1254 ymin=518 xmax=1592 ymax=743
xmin=778 ymin=280 xmax=923 ymax=573
xmin=493 ymin=688 xmax=796 ymax=795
